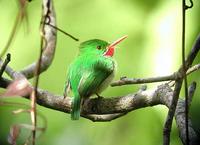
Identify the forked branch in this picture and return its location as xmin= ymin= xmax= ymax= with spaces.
xmin=20 ymin=0 xmax=57 ymax=79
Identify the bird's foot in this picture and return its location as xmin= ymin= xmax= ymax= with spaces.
xmin=96 ymin=93 xmax=104 ymax=99
xmin=91 ymin=94 xmax=104 ymax=113
xmin=63 ymin=93 xmax=67 ymax=99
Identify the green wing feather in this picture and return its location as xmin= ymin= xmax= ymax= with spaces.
xmin=78 ymin=65 xmax=113 ymax=97
xmin=71 ymin=91 xmax=81 ymax=120
xmin=69 ymin=55 xmax=114 ymax=120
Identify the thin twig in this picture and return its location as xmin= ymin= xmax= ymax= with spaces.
xmin=44 ymin=22 xmax=79 ymax=41
xmin=111 ymin=73 xmax=177 ymax=86
xmin=163 ymin=79 xmax=183 ymax=145
xmin=182 ymin=0 xmax=189 ymax=143
xmin=0 ymin=0 xmax=28 ymax=58
xmin=187 ymin=64 xmax=200 ymax=75
xmin=185 ymin=33 xmax=200 ymax=69
xmin=111 ymin=63 xmax=200 ymax=87
xmin=0 ymin=53 xmax=11 ymax=77
xmin=30 ymin=91 xmax=36 ymax=145
xmin=30 ymin=21 xmax=44 ymax=145
xmin=188 ymin=82 xmax=196 ymax=107
xmin=0 ymin=58 xmax=24 ymax=79
xmin=30 ymin=0 xmax=51 ymax=144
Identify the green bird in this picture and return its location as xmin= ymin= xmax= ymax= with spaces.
xmin=64 ymin=36 xmax=127 ymax=120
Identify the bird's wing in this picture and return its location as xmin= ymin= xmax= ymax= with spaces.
xmin=78 ymin=57 xmax=114 ymax=97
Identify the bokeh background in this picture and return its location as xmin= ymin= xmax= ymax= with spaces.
xmin=0 ymin=0 xmax=200 ymax=145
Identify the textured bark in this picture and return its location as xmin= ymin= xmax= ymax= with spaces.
xmin=20 ymin=0 xmax=57 ymax=79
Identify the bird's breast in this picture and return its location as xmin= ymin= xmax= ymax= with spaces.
xmin=97 ymin=60 xmax=116 ymax=93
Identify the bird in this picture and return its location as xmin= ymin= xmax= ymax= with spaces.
xmin=64 ymin=36 xmax=127 ymax=120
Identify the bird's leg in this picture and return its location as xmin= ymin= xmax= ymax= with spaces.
xmin=63 ymin=80 xmax=70 ymax=99
xmin=81 ymin=98 xmax=87 ymax=106
xmin=96 ymin=93 xmax=104 ymax=99
xmin=90 ymin=93 xmax=104 ymax=113
xmin=96 ymin=93 xmax=104 ymax=107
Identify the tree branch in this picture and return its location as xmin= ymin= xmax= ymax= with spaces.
xmin=0 ymin=79 xmax=199 ymax=144
xmin=187 ymin=64 xmax=200 ymax=75
xmin=163 ymin=79 xmax=183 ymax=145
xmin=163 ymin=32 xmax=200 ymax=145
xmin=111 ymin=74 xmax=177 ymax=86
xmin=20 ymin=0 xmax=57 ymax=79
xmin=0 ymin=53 xmax=11 ymax=77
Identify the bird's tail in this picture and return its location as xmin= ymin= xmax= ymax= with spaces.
xmin=71 ymin=93 xmax=81 ymax=120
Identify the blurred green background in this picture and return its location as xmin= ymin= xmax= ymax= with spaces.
xmin=0 ymin=0 xmax=199 ymax=145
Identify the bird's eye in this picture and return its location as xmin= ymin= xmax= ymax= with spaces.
xmin=96 ymin=46 xmax=101 ymax=50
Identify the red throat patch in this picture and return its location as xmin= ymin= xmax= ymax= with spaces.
xmin=104 ymin=35 xmax=127 ymax=57
xmin=104 ymin=47 xmax=114 ymax=57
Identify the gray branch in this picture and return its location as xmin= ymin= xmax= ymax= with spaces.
xmin=20 ymin=0 xmax=57 ymax=79
xmin=0 ymin=78 xmax=199 ymax=144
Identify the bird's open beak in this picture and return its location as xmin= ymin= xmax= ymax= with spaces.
xmin=104 ymin=35 xmax=127 ymax=56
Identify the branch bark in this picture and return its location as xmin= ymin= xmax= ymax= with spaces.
xmin=20 ymin=0 xmax=57 ymax=79
xmin=163 ymin=32 xmax=200 ymax=145
xmin=0 ymin=79 xmax=199 ymax=144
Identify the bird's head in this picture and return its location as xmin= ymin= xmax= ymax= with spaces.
xmin=79 ymin=36 xmax=127 ymax=57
